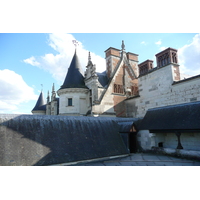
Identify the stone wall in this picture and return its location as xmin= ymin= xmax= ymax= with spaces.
xmin=155 ymin=132 xmax=200 ymax=151
xmin=126 ymin=65 xmax=200 ymax=118
xmin=125 ymin=64 xmax=200 ymax=151
xmin=58 ymin=88 xmax=89 ymax=116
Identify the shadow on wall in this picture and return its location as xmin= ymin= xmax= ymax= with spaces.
xmin=90 ymin=99 xmax=127 ymax=117
xmin=0 ymin=115 xmax=129 ymax=166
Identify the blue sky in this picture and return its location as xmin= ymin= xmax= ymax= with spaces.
xmin=0 ymin=33 xmax=200 ymax=114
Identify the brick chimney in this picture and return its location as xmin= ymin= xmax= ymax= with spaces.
xmin=105 ymin=47 xmax=121 ymax=79
xmin=155 ymin=47 xmax=178 ymax=68
xmin=155 ymin=47 xmax=180 ymax=81
xmin=138 ymin=59 xmax=153 ymax=76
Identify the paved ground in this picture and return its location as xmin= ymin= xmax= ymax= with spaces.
xmin=69 ymin=153 xmax=200 ymax=166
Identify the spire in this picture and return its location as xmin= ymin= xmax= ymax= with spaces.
xmin=51 ymin=83 xmax=56 ymax=101
xmin=121 ymin=40 xmax=125 ymax=52
xmin=59 ymin=50 xmax=87 ymax=89
xmin=87 ymin=51 xmax=93 ymax=66
xmin=47 ymin=90 xmax=50 ymax=104
xmin=32 ymin=91 xmax=46 ymax=112
xmin=88 ymin=51 xmax=91 ymax=62
xmin=52 ymin=83 xmax=55 ymax=92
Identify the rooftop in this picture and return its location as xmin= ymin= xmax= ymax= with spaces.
xmin=59 ymin=50 xmax=88 ymax=90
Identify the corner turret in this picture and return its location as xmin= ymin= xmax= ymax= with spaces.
xmin=32 ymin=91 xmax=46 ymax=115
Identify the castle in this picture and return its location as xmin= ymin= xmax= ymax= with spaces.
xmin=32 ymin=41 xmax=200 ymax=120
xmin=32 ymin=41 xmax=139 ymax=117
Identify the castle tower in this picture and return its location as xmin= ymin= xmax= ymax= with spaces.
xmin=31 ymin=91 xmax=46 ymax=115
xmin=57 ymin=50 xmax=89 ymax=116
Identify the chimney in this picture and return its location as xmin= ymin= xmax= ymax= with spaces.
xmin=105 ymin=47 xmax=121 ymax=78
xmin=138 ymin=60 xmax=153 ymax=76
xmin=155 ymin=47 xmax=178 ymax=68
xmin=155 ymin=47 xmax=180 ymax=81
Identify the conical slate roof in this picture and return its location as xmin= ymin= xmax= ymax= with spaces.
xmin=32 ymin=92 xmax=46 ymax=111
xmin=60 ymin=50 xmax=87 ymax=89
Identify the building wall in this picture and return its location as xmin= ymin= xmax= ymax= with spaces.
xmin=46 ymin=104 xmax=51 ymax=115
xmin=126 ymin=64 xmax=200 ymax=118
xmin=137 ymin=131 xmax=200 ymax=151
xmin=57 ymin=88 xmax=89 ymax=116
xmin=126 ymin=63 xmax=200 ymax=151
xmin=50 ymin=100 xmax=58 ymax=115
xmin=93 ymin=53 xmax=139 ymax=117
xmin=32 ymin=110 xmax=46 ymax=115
xmin=155 ymin=132 xmax=200 ymax=151
xmin=137 ymin=130 xmax=155 ymax=150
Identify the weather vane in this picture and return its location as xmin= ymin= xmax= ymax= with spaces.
xmin=72 ymin=40 xmax=79 ymax=48
xmin=41 ymin=84 xmax=43 ymax=92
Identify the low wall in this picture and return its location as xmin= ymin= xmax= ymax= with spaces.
xmin=150 ymin=147 xmax=200 ymax=161
xmin=0 ymin=114 xmax=129 ymax=166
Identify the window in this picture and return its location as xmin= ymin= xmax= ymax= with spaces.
xmin=114 ymin=84 xmax=117 ymax=93
xmin=68 ymin=98 xmax=72 ymax=106
xmin=131 ymin=86 xmax=138 ymax=95
xmin=113 ymin=84 xmax=123 ymax=94
xmin=172 ymin=52 xmax=177 ymax=63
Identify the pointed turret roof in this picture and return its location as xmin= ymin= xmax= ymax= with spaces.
xmin=32 ymin=91 xmax=46 ymax=111
xmin=60 ymin=50 xmax=87 ymax=89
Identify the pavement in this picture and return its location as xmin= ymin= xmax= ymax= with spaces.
xmin=64 ymin=153 xmax=200 ymax=166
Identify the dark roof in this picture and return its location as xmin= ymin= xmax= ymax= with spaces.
xmin=59 ymin=50 xmax=87 ymax=89
xmin=96 ymin=71 xmax=109 ymax=87
xmin=0 ymin=115 xmax=129 ymax=165
xmin=32 ymin=92 xmax=46 ymax=111
xmin=172 ymin=74 xmax=200 ymax=85
xmin=118 ymin=121 xmax=134 ymax=132
xmin=139 ymin=101 xmax=200 ymax=132
xmin=117 ymin=118 xmax=142 ymax=132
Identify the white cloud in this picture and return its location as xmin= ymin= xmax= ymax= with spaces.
xmin=0 ymin=69 xmax=38 ymax=113
xmin=23 ymin=56 xmax=40 ymax=66
xmin=160 ymin=46 xmax=167 ymax=51
xmin=23 ymin=33 xmax=106 ymax=84
xmin=141 ymin=41 xmax=146 ymax=45
xmin=178 ymin=33 xmax=200 ymax=76
xmin=155 ymin=40 xmax=162 ymax=45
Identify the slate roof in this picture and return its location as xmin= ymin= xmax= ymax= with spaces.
xmin=117 ymin=118 xmax=141 ymax=132
xmin=139 ymin=101 xmax=200 ymax=132
xmin=0 ymin=115 xmax=129 ymax=165
xmin=32 ymin=92 xmax=46 ymax=111
xmin=96 ymin=71 xmax=109 ymax=88
xmin=60 ymin=50 xmax=88 ymax=89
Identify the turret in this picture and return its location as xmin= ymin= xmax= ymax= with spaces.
xmin=57 ymin=49 xmax=89 ymax=116
xmin=32 ymin=91 xmax=46 ymax=115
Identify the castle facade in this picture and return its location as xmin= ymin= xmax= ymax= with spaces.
xmin=32 ymin=41 xmax=200 ymax=119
